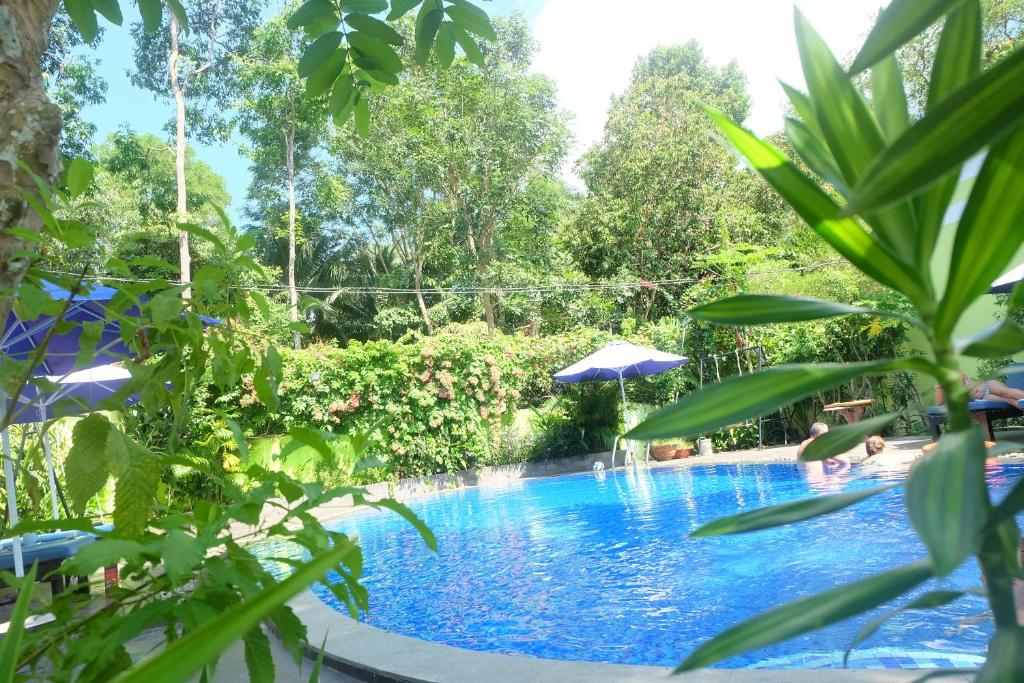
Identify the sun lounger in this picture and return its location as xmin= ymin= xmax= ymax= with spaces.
xmin=926 ymin=364 xmax=1024 ymax=441
xmin=0 ymin=530 xmax=96 ymax=596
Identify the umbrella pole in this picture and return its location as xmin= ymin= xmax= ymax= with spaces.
xmin=39 ymin=405 xmax=60 ymax=522
xmin=618 ymin=374 xmax=630 ymax=463
xmin=1 ymin=390 xmax=24 ymax=578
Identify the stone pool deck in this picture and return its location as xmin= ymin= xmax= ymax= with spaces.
xmin=251 ymin=436 xmax=1019 ymax=682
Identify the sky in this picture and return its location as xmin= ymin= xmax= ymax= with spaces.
xmin=79 ymin=0 xmax=886 ymax=217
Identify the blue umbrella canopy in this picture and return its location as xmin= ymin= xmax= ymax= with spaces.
xmin=553 ymin=340 xmax=688 ymax=383
xmin=989 ymin=263 xmax=1024 ymax=294
xmin=8 ymin=365 xmax=134 ymax=425
xmin=1 ymin=280 xmax=131 ymax=376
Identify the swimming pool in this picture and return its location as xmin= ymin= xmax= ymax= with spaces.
xmin=290 ymin=462 xmax=1022 ymax=669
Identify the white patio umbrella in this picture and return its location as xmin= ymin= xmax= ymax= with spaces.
xmin=989 ymin=263 xmax=1024 ymax=294
xmin=553 ymin=340 xmax=689 ymax=433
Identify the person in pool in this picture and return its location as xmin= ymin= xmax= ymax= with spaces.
xmin=796 ymin=422 xmax=829 ymax=457
xmin=861 ymin=435 xmax=917 ymax=469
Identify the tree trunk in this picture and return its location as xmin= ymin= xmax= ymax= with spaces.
xmin=476 ymin=236 xmax=495 ymax=333
xmin=0 ymin=0 xmax=63 ymax=323
xmin=285 ymin=123 xmax=301 ymax=350
xmin=413 ymin=260 xmax=433 ymax=335
xmin=169 ymin=13 xmax=191 ymax=297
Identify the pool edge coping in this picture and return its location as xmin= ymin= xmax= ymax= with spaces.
xmin=286 ymin=590 xmax=976 ymax=682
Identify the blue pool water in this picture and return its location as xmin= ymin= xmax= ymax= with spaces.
xmin=282 ymin=462 xmax=1023 ymax=669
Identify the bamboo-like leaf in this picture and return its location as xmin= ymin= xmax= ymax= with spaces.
xmin=308 ymin=633 xmax=328 ymax=683
xmin=367 ymin=498 xmax=437 ymax=551
xmin=845 ymin=45 xmax=1024 ymax=215
xmin=872 ymin=56 xmax=910 ymax=141
xmin=677 ymin=561 xmax=933 ymax=671
xmin=977 ymin=628 xmax=1024 ymax=683
xmin=113 ymin=543 xmax=356 ymax=683
xmin=0 ymin=565 xmax=37 ymax=680
xmin=800 ymin=414 xmax=901 ymax=462
xmin=704 ymin=107 xmax=928 ymax=304
xmin=1010 ymin=280 xmax=1024 ymax=314
xmin=905 ymin=429 xmax=986 ymax=575
xmin=693 ymin=485 xmax=896 ymax=537
xmin=844 ymin=590 xmax=967 ymax=666
xmin=627 ymin=360 xmax=925 ymax=442
xmin=65 ymin=0 xmax=99 ymax=42
xmin=850 ymin=0 xmax=965 ymax=73
xmin=936 ymin=126 xmax=1024 ymax=339
xmin=780 ymin=82 xmax=822 ymax=138
xmin=957 ymin=320 xmax=1024 ymax=359
xmin=690 ymin=295 xmax=870 ymax=325
xmin=988 ymin=477 xmax=1024 ymax=531
xmin=784 ymin=117 xmax=846 ymax=192
xmin=138 ymin=0 xmax=162 ymax=32
xmin=914 ymin=0 xmax=981 ymax=269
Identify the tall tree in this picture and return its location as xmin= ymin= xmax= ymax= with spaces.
xmin=568 ymin=41 xmax=800 ymax=321
xmin=334 ymin=15 xmax=569 ymax=333
xmin=129 ymin=0 xmax=262 ymax=292
xmin=235 ymin=10 xmax=338 ymax=349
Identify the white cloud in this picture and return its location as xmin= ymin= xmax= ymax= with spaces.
xmin=531 ymin=0 xmax=886 ymax=187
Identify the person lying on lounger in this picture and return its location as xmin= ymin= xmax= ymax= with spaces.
xmin=934 ymin=374 xmax=1024 ymax=410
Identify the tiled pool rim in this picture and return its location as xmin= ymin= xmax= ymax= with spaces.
xmin=286 ymin=589 xmax=978 ymax=682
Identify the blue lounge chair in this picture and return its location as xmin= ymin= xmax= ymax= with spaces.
xmin=0 ymin=530 xmax=96 ymax=596
xmin=926 ymin=363 xmax=1024 ymax=441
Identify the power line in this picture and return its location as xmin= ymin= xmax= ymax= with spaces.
xmin=42 ymin=260 xmax=845 ymax=298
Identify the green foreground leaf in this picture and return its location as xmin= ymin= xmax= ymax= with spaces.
xmin=800 ymin=414 xmax=901 ymax=462
xmin=905 ymin=429 xmax=987 ymax=575
xmin=113 ymin=542 xmax=356 ymax=683
xmin=689 ymin=295 xmax=870 ymax=326
xmin=844 ymin=590 xmax=969 ymax=666
xmin=692 ymin=485 xmax=897 ymax=537
xmin=850 ymin=0 xmax=964 ymax=73
xmin=0 ymin=565 xmax=37 ymax=680
xmin=677 ymin=561 xmax=933 ymax=670
xmin=627 ymin=359 xmax=924 ymax=442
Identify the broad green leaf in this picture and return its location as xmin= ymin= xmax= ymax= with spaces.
xmin=444 ymin=3 xmax=496 ymax=42
xmin=0 ymin=565 xmax=36 ymax=680
xmin=800 ymin=414 xmax=901 ymax=461
xmin=66 ymin=413 xmax=113 ymax=514
xmin=914 ymin=0 xmax=981 ymax=268
xmin=784 ymin=117 xmax=845 ymax=192
xmin=348 ymin=31 xmax=403 ymax=74
xmin=414 ymin=3 xmax=443 ymax=66
xmin=677 ymin=561 xmax=933 ymax=671
xmin=14 ymin=281 xmax=47 ymax=321
xmin=387 ymin=0 xmax=420 ymax=21
xmin=704 ymin=107 xmax=928 ymax=304
xmin=90 ymin=0 xmax=123 ymax=25
xmin=627 ymin=360 xmax=923 ymax=442
xmin=178 ymin=222 xmax=225 ymax=252
xmin=693 ymin=485 xmax=896 ymax=537
xmin=65 ymin=157 xmax=95 ymax=198
xmin=845 ymin=44 xmax=1024 ymax=215
xmin=330 ymin=72 xmax=356 ymax=125
xmin=780 ymin=82 xmax=822 ymax=138
xmin=166 ymin=0 xmax=188 ymax=32
xmin=344 ymin=13 xmax=404 ymax=45
xmin=62 ymin=539 xmax=145 ymax=575
xmin=305 ymin=49 xmax=347 ymax=98
xmin=224 ymin=416 xmax=249 ymax=462
xmin=905 ymin=429 xmax=986 ymax=575
xmin=163 ymin=529 xmax=205 ymax=583
xmin=977 ymin=627 xmax=1024 ymax=683
xmin=65 ymin=0 xmax=99 ymax=42
xmin=795 ymin=9 xmax=884 ymax=186
xmin=287 ymin=426 xmax=335 ymax=462
xmin=112 ymin=440 xmax=161 ymax=539
xmin=450 ymin=23 xmax=484 ymax=67
xmin=112 ymin=541 xmax=357 ymax=683
xmin=690 ymin=295 xmax=870 ymax=325
xmin=354 ymin=94 xmax=370 ymax=137
xmin=298 ymin=32 xmax=343 ymax=78
xmin=138 ymin=0 xmax=162 ymax=31
xmin=871 ymin=56 xmax=909 ymax=141
xmin=936 ymin=126 xmax=1024 ymax=339
xmin=368 ymin=498 xmax=437 ymax=551
xmin=242 ymin=626 xmax=275 ymax=683
xmin=957 ymin=319 xmax=1024 ymax=359
xmin=339 ymin=0 xmax=388 ymax=12
xmin=850 ymin=0 xmax=964 ymax=73
xmin=435 ymin=22 xmax=456 ymax=68
xmin=844 ymin=590 xmax=967 ymax=666
xmin=288 ymin=0 xmax=338 ymax=29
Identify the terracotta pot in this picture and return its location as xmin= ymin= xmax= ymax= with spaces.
xmin=674 ymin=447 xmax=694 ymax=459
xmin=651 ymin=445 xmax=676 ymax=461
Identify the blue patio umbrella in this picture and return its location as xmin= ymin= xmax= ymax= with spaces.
xmin=989 ymin=263 xmax=1024 ymax=294
xmin=553 ymin=340 xmax=689 ymax=432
